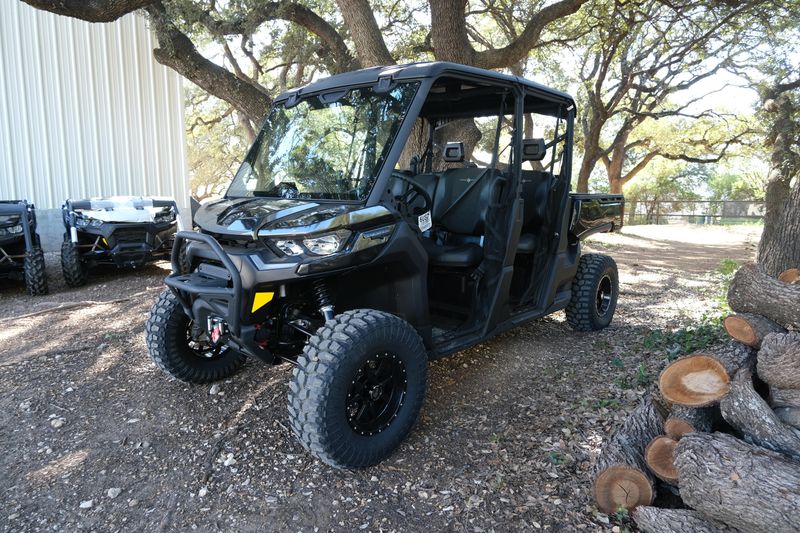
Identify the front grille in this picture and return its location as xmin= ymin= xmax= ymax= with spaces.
xmin=114 ymin=230 xmax=148 ymax=243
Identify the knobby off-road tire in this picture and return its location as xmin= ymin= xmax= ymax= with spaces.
xmin=145 ymin=289 xmax=246 ymax=383
xmin=60 ymin=240 xmax=88 ymax=287
xmin=566 ymin=253 xmax=619 ymax=331
xmin=288 ymin=309 xmax=428 ymax=469
xmin=24 ymin=247 xmax=48 ymax=295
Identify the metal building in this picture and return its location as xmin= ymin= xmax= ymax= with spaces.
xmin=0 ymin=2 xmax=189 ymax=250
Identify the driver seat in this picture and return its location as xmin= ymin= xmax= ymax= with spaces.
xmin=422 ymin=238 xmax=483 ymax=268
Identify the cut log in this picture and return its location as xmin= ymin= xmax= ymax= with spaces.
xmin=757 ymin=331 xmax=800 ymax=389
xmin=675 ymin=432 xmax=800 ymax=533
xmin=593 ymin=397 xmax=664 ymax=514
xmin=633 ymin=507 xmax=739 ymax=533
xmin=719 ymin=368 xmax=800 ymax=461
xmin=664 ymin=404 xmax=718 ymax=439
xmin=644 ymin=436 xmax=678 ymax=484
xmin=658 ymin=343 xmax=755 ymax=407
xmin=771 ymin=387 xmax=800 ymax=429
xmin=778 ymin=267 xmax=800 ymax=284
xmin=723 ymin=313 xmax=785 ymax=348
xmin=727 ymin=262 xmax=800 ymax=327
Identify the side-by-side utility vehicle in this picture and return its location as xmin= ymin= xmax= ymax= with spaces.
xmin=0 ymin=200 xmax=48 ymax=295
xmin=146 ymin=62 xmax=624 ymax=468
xmin=61 ymin=196 xmax=182 ymax=286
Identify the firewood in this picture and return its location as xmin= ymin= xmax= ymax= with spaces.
xmin=675 ymin=432 xmax=800 ymax=533
xmin=719 ymin=369 xmax=800 ymax=461
xmin=664 ymin=404 xmax=718 ymax=439
xmin=593 ymin=397 xmax=664 ymax=514
xmin=723 ymin=313 xmax=785 ymax=348
xmin=644 ymin=436 xmax=678 ymax=484
xmin=727 ymin=262 xmax=800 ymax=327
xmin=771 ymin=387 xmax=800 ymax=429
xmin=757 ymin=331 xmax=800 ymax=389
xmin=658 ymin=343 xmax=755 ymax=407
xmin=633 ymin=507 xmax=739 ymax=533
xmin=778 ymin=267 xmax=800 ymax=284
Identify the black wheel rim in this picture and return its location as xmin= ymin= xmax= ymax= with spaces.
xmin=346 ymin=353 xmax=407 ymax=436
xmin=185 ymin=322 xmax=227 ymax=359
xmin=596 ymin=275 xmax=613 ymax=316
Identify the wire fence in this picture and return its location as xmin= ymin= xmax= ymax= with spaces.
xmin=625 ymin=200 xmax=765 ymax=226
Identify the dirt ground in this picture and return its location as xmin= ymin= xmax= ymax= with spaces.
xmin=0 ymin=224 xmax=761 ymax=532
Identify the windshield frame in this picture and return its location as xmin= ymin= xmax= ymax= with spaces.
xmin=225 ymin=81 xmax=422 ymax=205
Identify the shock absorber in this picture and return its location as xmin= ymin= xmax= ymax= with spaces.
xmin=313 ymin=279 xmax=335 ymax=321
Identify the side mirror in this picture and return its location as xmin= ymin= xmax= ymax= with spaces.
xmin=442 ymin=142 xmax=465 ymax=163
xmin=522 ymin=138 xmax=546 ymax=161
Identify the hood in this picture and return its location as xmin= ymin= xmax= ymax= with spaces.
xmin=194 ymin=197 xmax=359 ymax=237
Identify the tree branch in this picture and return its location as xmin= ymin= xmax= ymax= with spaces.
xmin=21 ymin=0 xmax=156 ymax=22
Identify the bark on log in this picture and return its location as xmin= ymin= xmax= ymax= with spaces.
xmin=727 ymin=262 xmax=800 ymax=328
xmin=723 ymin=313 xmax=786 ymax=348
xmin=593 ymin=397 xmax=664 ymax=514
xmin=675 ymin=432 xmax=800 ymax=533
xmin=719 ymin=369 xmax=800 ymax=461
xmin=778 ymin=267 xmax=800 ymax=284
xmin=772 ymin=387 xmax=800 ymax=429
xmin=633 ymin=507 xmax=739 ymax=533
xmin=658 ymin=343 xmax=755 ymax=406
xmin=644 ymin=436 xmax=678 ymax=484
xmin=664 ymin=404 xmax=718 ymax=439
xmin=757 ymin=331 xmax=800 ymax=389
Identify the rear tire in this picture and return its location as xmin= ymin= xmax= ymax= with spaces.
xmin=60 ymin=240 xmax=88 ymax=287
xmin=23 ymin=247 xmax=48 ymax=295
xmin=565 ymin=253 xmax=619 ymax=331
xmin=288 ymin=309 xmax=427 ymax=469
xmin=145 ymin=289 xmax=246 ymax=383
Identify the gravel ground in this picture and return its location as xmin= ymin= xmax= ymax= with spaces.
xmin=0 ymin=224 xmax=761 ymax=532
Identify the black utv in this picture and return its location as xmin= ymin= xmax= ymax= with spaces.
xmin=61 ymin=197 xmax=182 ymax=287
xmin=146 ymin=62 xmax=624 ymax=469
xmin=0 ymin=200 xmax=48 ymax=295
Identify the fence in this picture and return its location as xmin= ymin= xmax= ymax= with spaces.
xmin=625 ymin=200 xmax=765 ymax=226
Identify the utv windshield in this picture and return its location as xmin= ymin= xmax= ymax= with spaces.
xmin=227 ymin=82 xmax=419 ymax=201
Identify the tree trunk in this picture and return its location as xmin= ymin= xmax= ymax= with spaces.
xmin=658 ymin=343 xmax=755 ymax=407
xmin=592 ymin=397 xmax=664 ymax=514
xmin=335 ymin=0 xmax=395 ymax=67
xmin=664 ymin=404 xmax=718 ymax=439
xmin=757 ymin=331 xmax=800 ymax=389
xmin=633 ymin=507 xmax=739 ymax=533
xmin=675 ymin=432 xmax=800 ymax=533
xmin=723 ymin=313 xmax=786 ymax=348
xmin=727 ymin=262 xmax=800 ymax=328
xmin=719 ymin=369 xmax=800 ymax=461
xmin=644 ymin=436 xmax=679 ymax=484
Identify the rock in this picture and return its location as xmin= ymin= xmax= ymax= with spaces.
xmin=209 ymin=384 xmax=221 ymax=395
xmin=223 ymin=453 xmax=236 ymax=466
xmin=198 ymin=487 xmax=208 ymax=497
xmin=50 ymin=418 xmax=65 ymax=428
xmin=107 ymin=488 xmax=122 ymax=499
xmin=79 ymin=500 xmax=93 ymax=509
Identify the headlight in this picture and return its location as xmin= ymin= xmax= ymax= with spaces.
xmin=75 ymin=215 xmax=103 ymax=228
xmin=155 ymin=211 xmax=176 ymax=225
xmin=7 ymin=224 xmax=23 ymax=234
xmin=303 ymin=231 xmax=349 ymax=255
xmin=275 ymin=240 xmax=304 ymax=256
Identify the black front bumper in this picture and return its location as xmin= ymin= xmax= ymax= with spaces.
xmin=76 ymin=224 xmax=175 ymax=267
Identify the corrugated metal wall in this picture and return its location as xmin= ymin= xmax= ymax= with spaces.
xmin=0 ymin=2 xmax=189 ymax=214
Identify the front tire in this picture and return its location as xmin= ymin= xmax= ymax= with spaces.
xmin=60 ymin=240 xmax=88 ymax=287
xmin=24 ymin=247 xmax=49 ymax=295
xmin=288 ymin=309 xmax=428 ymax=469
xmin=145 ymin=289 xmax=246 ymax=383
xmin=565 ymin=253 xmax=619 ymax=331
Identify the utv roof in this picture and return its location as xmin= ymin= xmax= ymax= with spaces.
xmin=276 ymin=62 xmax=575 ymax=107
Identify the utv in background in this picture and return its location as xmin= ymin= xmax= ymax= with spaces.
xmin=0 ymin=200 xmax=48 ymax=295
xmin=146 ymin=62 xmax=624 ymax=469
xmin=61 ymin=196 xmax=182 ymax=287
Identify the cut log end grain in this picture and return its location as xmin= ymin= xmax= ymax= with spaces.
xmin=664 ymin=405 xmax=718 ymax=439
xmin=645 ymin=436 xmax=679 ymax=484
xmin=664 ymin=418 xmax=694 ymax=439
xmin=659 ymin=356 xmax=730 ymax=407
xmin=778 ymin=268 xmax=800 ymax=284
xmin=594 ymin=466 xmax=654 ymax=514
xmin=723 ymin=313 xmax=785 ymax=348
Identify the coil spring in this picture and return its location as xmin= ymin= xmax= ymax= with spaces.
xmin=313 ymin=279 xmax=332 ymax=309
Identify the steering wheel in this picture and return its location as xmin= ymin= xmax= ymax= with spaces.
xmin=391 ymin=172 xmax=433 ymax=223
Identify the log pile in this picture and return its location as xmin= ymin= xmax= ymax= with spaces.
xmin=592 ymin=262 xmax=800 ymax=532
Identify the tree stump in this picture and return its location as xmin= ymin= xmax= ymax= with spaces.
xmin=757 ymin=331 xmax=800 ymax=389
xmin=727 ymin=262 xmax=800 ymax=327
xmin=675 ymin=432 xmax=800 ymax=532
xmin=664 ymin=404 xmax=718 ymax=439
xmin=644 ymin=436 xmax=678 ymax=484
xmin=719 ymin=369 xmax=800 ymax=461
xmin=778 ymin=267 xmax=800 ymax=284
xmin=723 ymin=313 xmax=785 ymax=348
xmin=633 ymin=507 xmax=738 ymax=533
xmin=658 ymin=343 xmax=755 ymax=407
xmin=593 ymin=397 xmax=664 ymax=514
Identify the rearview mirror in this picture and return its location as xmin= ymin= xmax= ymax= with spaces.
xmin=522 ymin=138 xmax=546 ymax=161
